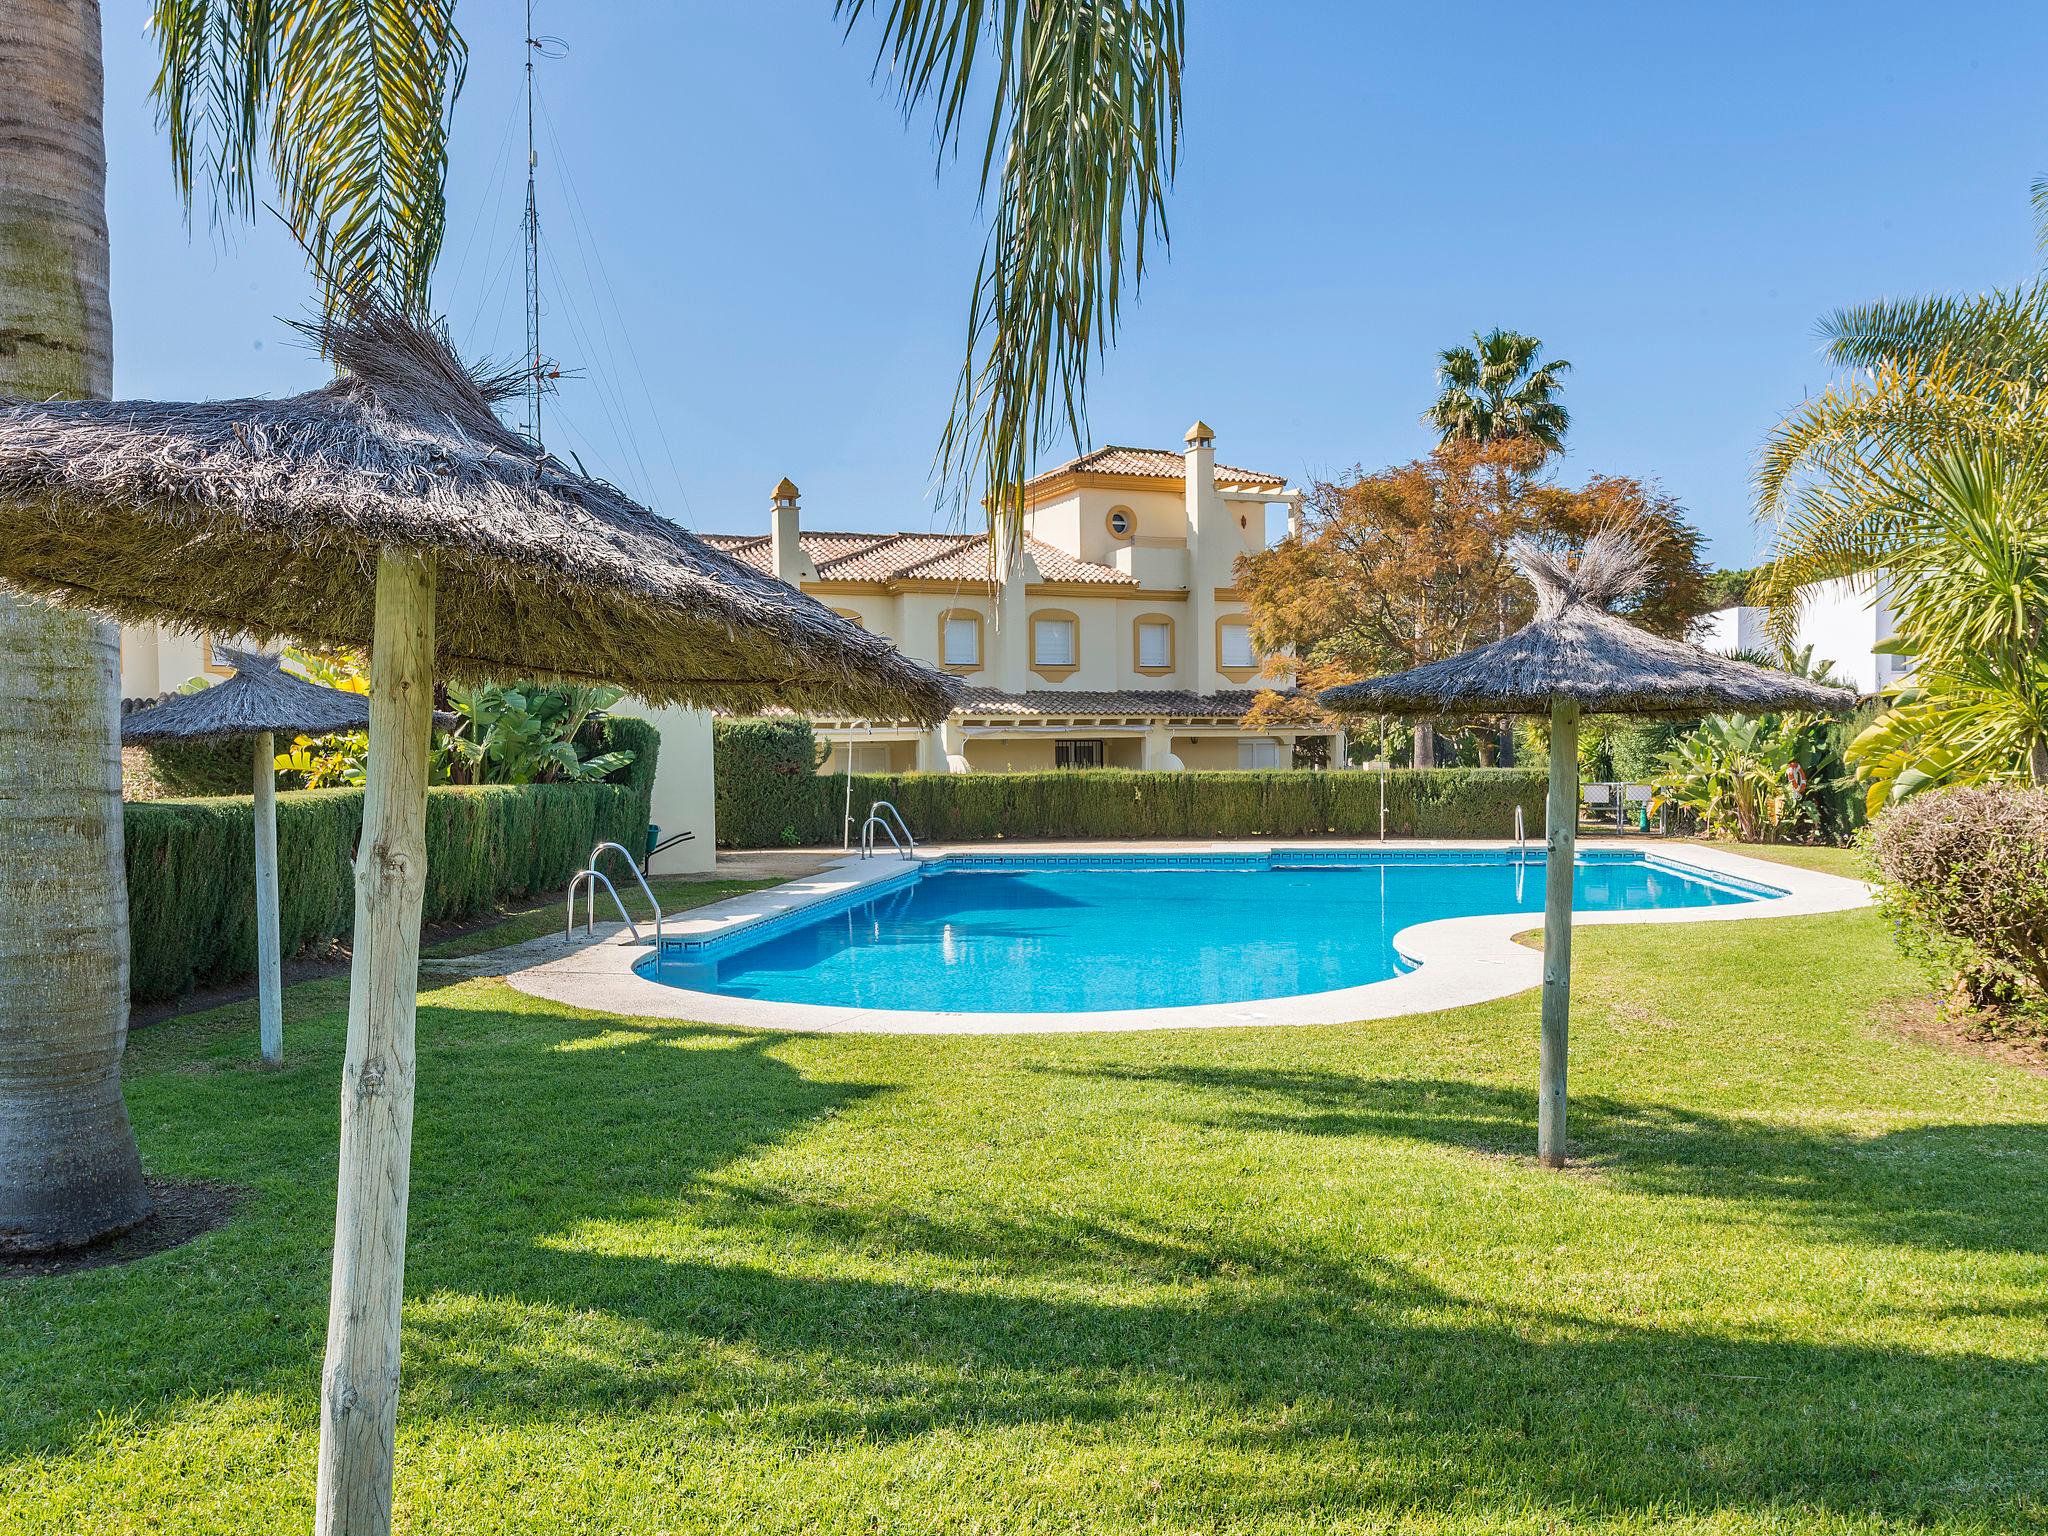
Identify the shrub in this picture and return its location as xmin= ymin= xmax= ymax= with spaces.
xmin=1864 ymin=786 xmax=2048 ymax=1019
xmin=142 ymin=736 xmax=256 ymax=797
xmin=123 ymin=715 xmax=658 ymax=1003
xmin=716 ymin=764 xmax=1546 ymax=847
xmin=714 ymin=718 xmax=825 ymax=847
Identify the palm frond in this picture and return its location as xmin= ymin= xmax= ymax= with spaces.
xmin=838 ymin=0 xmax=1184 ymax=544
xmin=151 ymin=0 xmax=467 ymax=318
xmin=1821 ymin=283 xmax=2048 ymax=388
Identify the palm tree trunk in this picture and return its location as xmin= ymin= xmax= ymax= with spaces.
xmin=0 ymin=0 xmax=150 ymax=1253
xmin=2031 ymin=734 xmax=2048 ymax=787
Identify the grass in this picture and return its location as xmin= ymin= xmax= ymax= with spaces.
xmin=421 ymin=876 xmax=777 ymax=958
xmin=5 ymin=885 xmax=2045 ymax=1533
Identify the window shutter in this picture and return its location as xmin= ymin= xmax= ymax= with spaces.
xmin=943 ymin=616 xmax=979 ymax=667
xmin=1034 ymin=618 xmax=1076 ymax=667
xmin=1220 ymin=622 xmax=1255 ymax=669
xmin=1138 ymin=621 xmax=1170 ymax=669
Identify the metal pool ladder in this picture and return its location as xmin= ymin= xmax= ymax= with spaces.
xmin=1515 ymin=804 xmax=1526 ymax=858
xmin=860 ymin=800 xmax=917 ymax=860
xmin=565 ymin=841 xmax=666 ymax=943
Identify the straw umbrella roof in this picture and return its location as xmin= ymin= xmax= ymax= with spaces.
xmin=0 ymin=309 xmax=952 ymax=721
xmin=120 ymin=650 xmax=371 ymax=745
xmin=1319 ymin=531 xmax=1856 ymax=719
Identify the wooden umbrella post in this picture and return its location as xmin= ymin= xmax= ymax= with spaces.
xmin=316 ymin=549 xmax=436 ymax=1536
xmin=251 ymin=729 xmax=282 ymax=1066
xmin=1538 ymin=697 xmax=1580 ymax=1168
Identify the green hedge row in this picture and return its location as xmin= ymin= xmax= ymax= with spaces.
xmin=123 ymin=716 xmax=658 ymax=1003
xmin=714 ymin=717 xmax=826 ymax=848
xmin=719 ymin=753 xmax=1544 ymax=853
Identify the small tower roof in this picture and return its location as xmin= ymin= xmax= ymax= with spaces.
xmin=772 ymin=476 xmax=800 ymax=501
xmin=1184 ymin=420 xmax=1214 ymax=446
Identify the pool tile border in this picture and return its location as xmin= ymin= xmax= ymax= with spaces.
xmin=499 ymin=840 xmax=1872 ymax=1035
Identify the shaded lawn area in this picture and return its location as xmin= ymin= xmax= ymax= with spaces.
xmin=422 ymin=875 xmax=779 ymax=959
xmin=5 ymin=896 xmax=2045 ymax=1533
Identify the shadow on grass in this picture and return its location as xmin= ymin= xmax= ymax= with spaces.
xmin=11 ymin=995 xmax=2048 ymax=1529
xmin=1037 ymin=1062 xmax=2048 ymax=1258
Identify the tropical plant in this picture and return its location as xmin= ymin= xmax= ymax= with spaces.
xmin=1652 ymin=709 xmax=1857 ymax=844
xmin=440 ymin=682 xmax=633 ymax=785
xmin=0 ymin=2 xmax=154 ymax=1254
xmin=1425 ymin=328 xmax=1571 ymax=452
xmin=1817 ymin=445 xmax=2048 ymax=807
xmin=150 ymin=0 xmax=1186 ymax=538
xmin=270 ymin=645 xmax=372 ymax=788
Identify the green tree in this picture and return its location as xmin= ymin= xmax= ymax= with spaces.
xmin=0 ymin=1 xmax=153 ymax=1254
xmin=1425 ymin=327 xmax=1571 ymax=452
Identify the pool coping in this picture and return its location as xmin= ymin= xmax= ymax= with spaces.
xmin=496 ymin=840 xmax=1873 ymax=1035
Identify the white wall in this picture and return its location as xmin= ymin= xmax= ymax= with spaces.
xmin=1698 ymin=572 xmax=1906 ymax=696
xmin=622 ymin=703 xmax=717 ymax=874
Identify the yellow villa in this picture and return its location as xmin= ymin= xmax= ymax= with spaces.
xmin=704 ymin=422 xmax=1343 ymax=774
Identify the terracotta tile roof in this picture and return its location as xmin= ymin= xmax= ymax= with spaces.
xmin=1026 ymin=445 xmax=1287 ymax=491
xmin=948 ymin=687 xmax=1277 ymax=720
xmin=702 ymin=529 xmax=1135 ymax=586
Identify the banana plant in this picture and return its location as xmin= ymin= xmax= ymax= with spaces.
xmin=440 ymin=682 xmax=632 ymax=785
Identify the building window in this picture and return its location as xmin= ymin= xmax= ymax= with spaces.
xmin=938 ymin=608 xmax=984 ymax=673
xmin=851 ymin=743 xmax=891 ymax=773
xmin=1105 ymin=506 xmax=1134 ymax=539
xmin=1030 ymin=609 xmax=1082 ymax=682
xmin=1238 ymin=737 xmax=1282 ymax=770
xmin=1136 ymin=618 xmax=1172 ymax=672
xmin=1219 ymin=621 xmax=1255 ymax=670
xmin=1056 ymin=739 xmax=1106 ymax=770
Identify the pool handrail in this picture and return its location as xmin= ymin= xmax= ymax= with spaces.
xmin=860 ymin=800 xmax=917 ymax=860
xmin=565 ymin=841 xmax=667 ymax=943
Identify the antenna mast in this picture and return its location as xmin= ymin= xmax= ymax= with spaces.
xmin=523 ymin=0 xmax=543 ymax=451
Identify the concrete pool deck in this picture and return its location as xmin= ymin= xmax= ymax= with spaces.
xmin=492 ymin=840 xmax=1874 ymax=1035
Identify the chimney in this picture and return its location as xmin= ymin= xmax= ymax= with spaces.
xmin=1183 ymin=418 xmax=1219 ymax=545
xmin=770 ymin=477 xmax=805 ymax=586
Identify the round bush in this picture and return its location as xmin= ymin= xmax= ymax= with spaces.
xmin=1865 ymin=786 xmax=2048 ymax=1014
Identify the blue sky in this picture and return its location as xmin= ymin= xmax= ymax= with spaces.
xmin=100 ymin=2 xmax=2048 ymax=564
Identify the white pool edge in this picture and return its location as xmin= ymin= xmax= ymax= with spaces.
xmin=495 ymin=840 xmax=1872 ymax=1036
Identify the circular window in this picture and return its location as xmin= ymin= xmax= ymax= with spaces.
xmin=1106 ymin=507 xmax=1134 ymax=539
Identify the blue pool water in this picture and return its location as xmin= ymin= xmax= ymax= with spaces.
xmin=638 ymin=851 xmax=1781 ymax=1014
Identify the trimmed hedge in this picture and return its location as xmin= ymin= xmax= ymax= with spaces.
xmin=123 ymin=715 xmax=659 ymax=1003
xmin=720 ymin=763 xmax=1546 ymax=847
xmin=714 ymin=717 xmax=826 ymax=848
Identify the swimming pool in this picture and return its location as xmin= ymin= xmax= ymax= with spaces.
xmin=635 ymin=850 xmax=1783 ymax=1014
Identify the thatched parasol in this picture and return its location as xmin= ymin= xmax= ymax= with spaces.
xmin=0 ymin=307 xmax=953 ymax=719
xmin=0 ymin=307 xmax=950 ymax=1531
xmin=1321 ymin=530 xmax=1855 ymax=1168
xmin=122 ymin=650 xmax=373 ymax=1068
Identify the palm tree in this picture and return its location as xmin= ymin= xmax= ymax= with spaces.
xmin=150 ymin=0 xmax=1186 ymax=535
xmin=1426 ymin=327 xmax=1571 ymax=452
xmin=0 ymin=1 xmax=153 ymax=1254
xmin=1754 ymin=194 xmax=2048 ymax=798
xmin=1753 ymin=194 xmax=2048 ymax=622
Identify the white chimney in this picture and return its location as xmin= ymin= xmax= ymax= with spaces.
xmin=770 ymin=477 xmax=806 ymax=586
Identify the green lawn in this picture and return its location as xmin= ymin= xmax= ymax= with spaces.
xmin=5 ymin=885 xmax=2045 ymax=1533
xmin=422 ymin=875 xmax=779 ymax=959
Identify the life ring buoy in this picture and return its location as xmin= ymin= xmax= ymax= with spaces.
xmin=1785 ymin=762 xmax=1807 ymax=793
